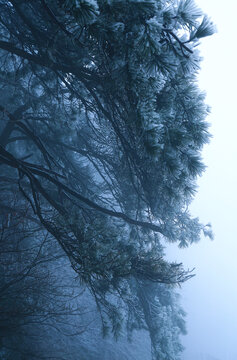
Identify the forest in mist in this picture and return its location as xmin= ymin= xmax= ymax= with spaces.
xmin=0 ymin=1 xmax=215 ymax=359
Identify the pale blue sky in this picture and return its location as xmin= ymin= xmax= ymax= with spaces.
xmin=167 ymin=1 xmax=237 ymax=359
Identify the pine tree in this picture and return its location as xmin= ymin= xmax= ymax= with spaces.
xmin=0 ymin=0 xmax=215 ymax=357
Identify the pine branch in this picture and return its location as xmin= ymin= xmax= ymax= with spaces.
xmin=0 ymin=145 xmax=165 ymax=235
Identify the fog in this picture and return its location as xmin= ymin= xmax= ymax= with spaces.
xmin=167 ymin=1 xmax=237 ymax=359
xmin=0 ymin=1 xmax=235 ymax=358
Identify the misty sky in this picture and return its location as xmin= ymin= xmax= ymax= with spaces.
xmin=167 ymin=1 xmax=237 ymax=359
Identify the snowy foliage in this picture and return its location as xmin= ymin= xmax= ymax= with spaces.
xmin=0 ymin=0 xmax=214 ymax=358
